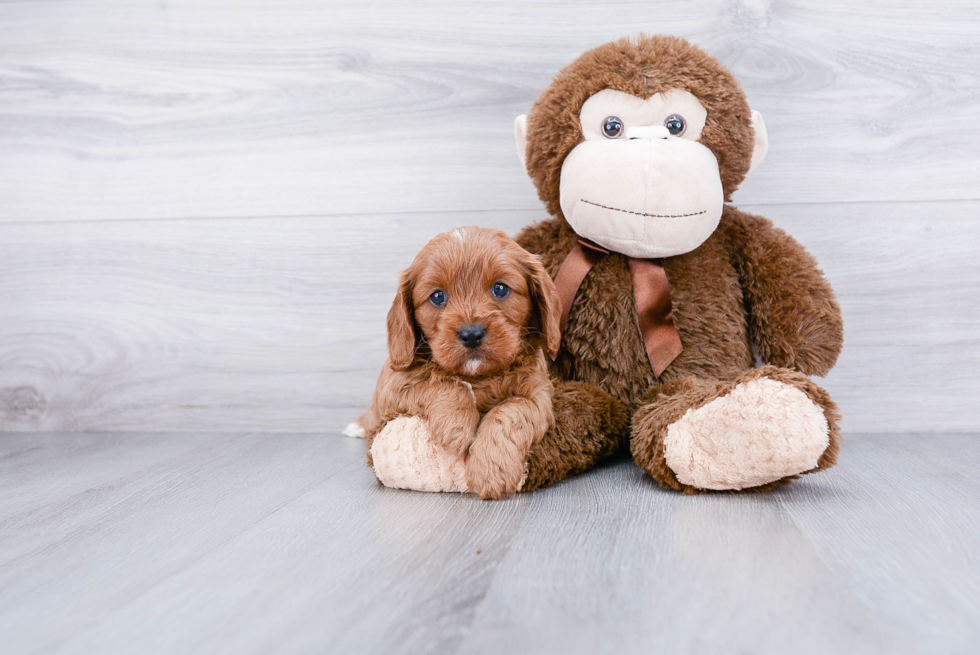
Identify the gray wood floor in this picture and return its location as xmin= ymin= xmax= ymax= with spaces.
xmin=2 ymin=3 xmax=979 ymax=653
xmin=1 ymin=426 xmax=978 ymax=655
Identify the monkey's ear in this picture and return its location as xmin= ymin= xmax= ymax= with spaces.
xmin=747 ymin=109 xmax=769 ymax=174
xmin=386 ymin=269 xmax=418 ymax=370
xmin=514 ymin=114 xmax=528 ymax=169
xmin=522 ymin=253 xmax=562 ymax=360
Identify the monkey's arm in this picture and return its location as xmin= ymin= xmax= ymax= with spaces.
xmin=726 ymin=208 xmax=843 ymax=377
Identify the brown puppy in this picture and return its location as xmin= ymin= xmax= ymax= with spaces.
xmin=351 ymin=227 xmax=562 ymax=500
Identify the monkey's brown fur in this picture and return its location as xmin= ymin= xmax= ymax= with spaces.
xmin=515 ymin=36 xmax=844 ymax=493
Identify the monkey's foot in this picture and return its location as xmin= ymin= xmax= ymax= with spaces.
xmin=663 ymin=377 xmax=829 ymax=490
xmin=631 ymin=367 xmax=840 ymax=492
xmin=370 ymin=416 xmax=468 ymax=493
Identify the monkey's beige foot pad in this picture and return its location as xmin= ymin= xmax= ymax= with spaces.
xmin=663 ymin=377 xmax=829 ymax=490
xmin=370 ymin=416 xmax=469 ymax=493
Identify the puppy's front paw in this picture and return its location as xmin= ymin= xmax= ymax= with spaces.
xmin=426 ymin=410 xmax=479 ymax=458
xmin=465 ymin=440 xmax=527 ymax=500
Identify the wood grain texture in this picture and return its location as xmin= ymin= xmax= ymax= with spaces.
xmin=777 ymin=433 xmax=980 ymax=653
xmin=0 ymin=0 xmax=979 ymax=223
xmin=1 ymin=201 xmax=977 ymax=433
xmin=457 ymin=459 xmax=903 ymax=655
xmin=1 ymin=431 xmax=977 ymax=654
xmin=0 ymin=430 xmax=368 ymax=653
xmin=0 ymin=2 xmax=977 ymax=432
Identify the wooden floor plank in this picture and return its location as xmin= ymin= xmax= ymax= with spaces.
xmin=0 ymin=432 xmax=243 ymax=561
xmin=1 ymin=200 xmax=977 ymax=433
xmin=455 ymin=462 xmax=906 ymax=655
xmin=0 ymin=431 xmax=366 ymax=653
xmin=777 ymin=433 xmax=980 ymax=654
xmin=2 ymin=433 xmax=977 ymax=654
xmin=43 ymin=452 xmax=530 ymax=655
xmin=0 ymin=1 xmax=978 ymax=223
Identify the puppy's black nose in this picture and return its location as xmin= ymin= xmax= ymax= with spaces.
xmin=457 ymin=325 xmax=486 ymax=349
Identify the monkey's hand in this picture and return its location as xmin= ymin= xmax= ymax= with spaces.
xmin=731 ymin=210 xmax=843 ymax=377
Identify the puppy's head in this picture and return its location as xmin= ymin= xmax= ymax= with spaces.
xmin=387 ymin=227 xmax=561 ymax=377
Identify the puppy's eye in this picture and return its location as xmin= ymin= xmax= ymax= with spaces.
xmin=601 ymin=116 xmax=624 ymax=139
xmin=664 ymin=114 xmax=686 ymax=136
xmin=491 ymin=282 xmax=510 ymax=299
xmin=429 ymin=290 xmax=447 ymax=307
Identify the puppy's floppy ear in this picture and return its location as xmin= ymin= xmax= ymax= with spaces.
xmin=387 ymin=267 xmax=418 ymax=370
xmin=521 ymin=251 xmax=562 ymax=360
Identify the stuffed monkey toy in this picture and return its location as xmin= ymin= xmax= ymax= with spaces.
xmin=361 ymin=35 xmax=843 ymax=495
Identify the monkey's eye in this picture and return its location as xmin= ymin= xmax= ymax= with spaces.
xmin=664 ymin=114 xmax=686 ymax=136
xmin=491 ymin=282 xmax=510 ymax=299
xmin=601 ymin=116 xmax=624 ymax=139
xmin=429 ymin=290 xmax=447 ymax=307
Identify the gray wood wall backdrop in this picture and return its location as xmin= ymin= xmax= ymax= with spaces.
xmin=0 ymin=0 xmax=978 ymax=433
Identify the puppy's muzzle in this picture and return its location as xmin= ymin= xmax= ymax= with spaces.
xmin=457 ymin=325 xmax=486 ymax=349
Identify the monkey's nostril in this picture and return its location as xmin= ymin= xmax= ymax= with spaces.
xmin=457 ymin=325 xmax=486 ymax=349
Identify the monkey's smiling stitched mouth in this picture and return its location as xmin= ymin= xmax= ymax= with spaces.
xmin=580 ymin=198 xmax=706 ymax=219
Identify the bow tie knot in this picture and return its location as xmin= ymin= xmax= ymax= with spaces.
xmin=553 ymin=239 xmax=682 ymax=377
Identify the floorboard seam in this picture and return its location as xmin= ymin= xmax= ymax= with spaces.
xmin=3 ymin=197 xmax=978 ymax=228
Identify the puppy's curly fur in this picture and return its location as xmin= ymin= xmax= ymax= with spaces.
xmin=355 ymin=227 xmax=562 ymax=499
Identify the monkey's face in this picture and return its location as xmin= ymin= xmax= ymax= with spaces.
xmin=515 ymin=36 xmax=770 ymax=259
xmin=558 ymin=89 xmax=729 ymax=259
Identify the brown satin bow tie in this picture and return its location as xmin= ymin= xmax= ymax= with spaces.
xmin=553 ymin=239 xmax=682 ymax=377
